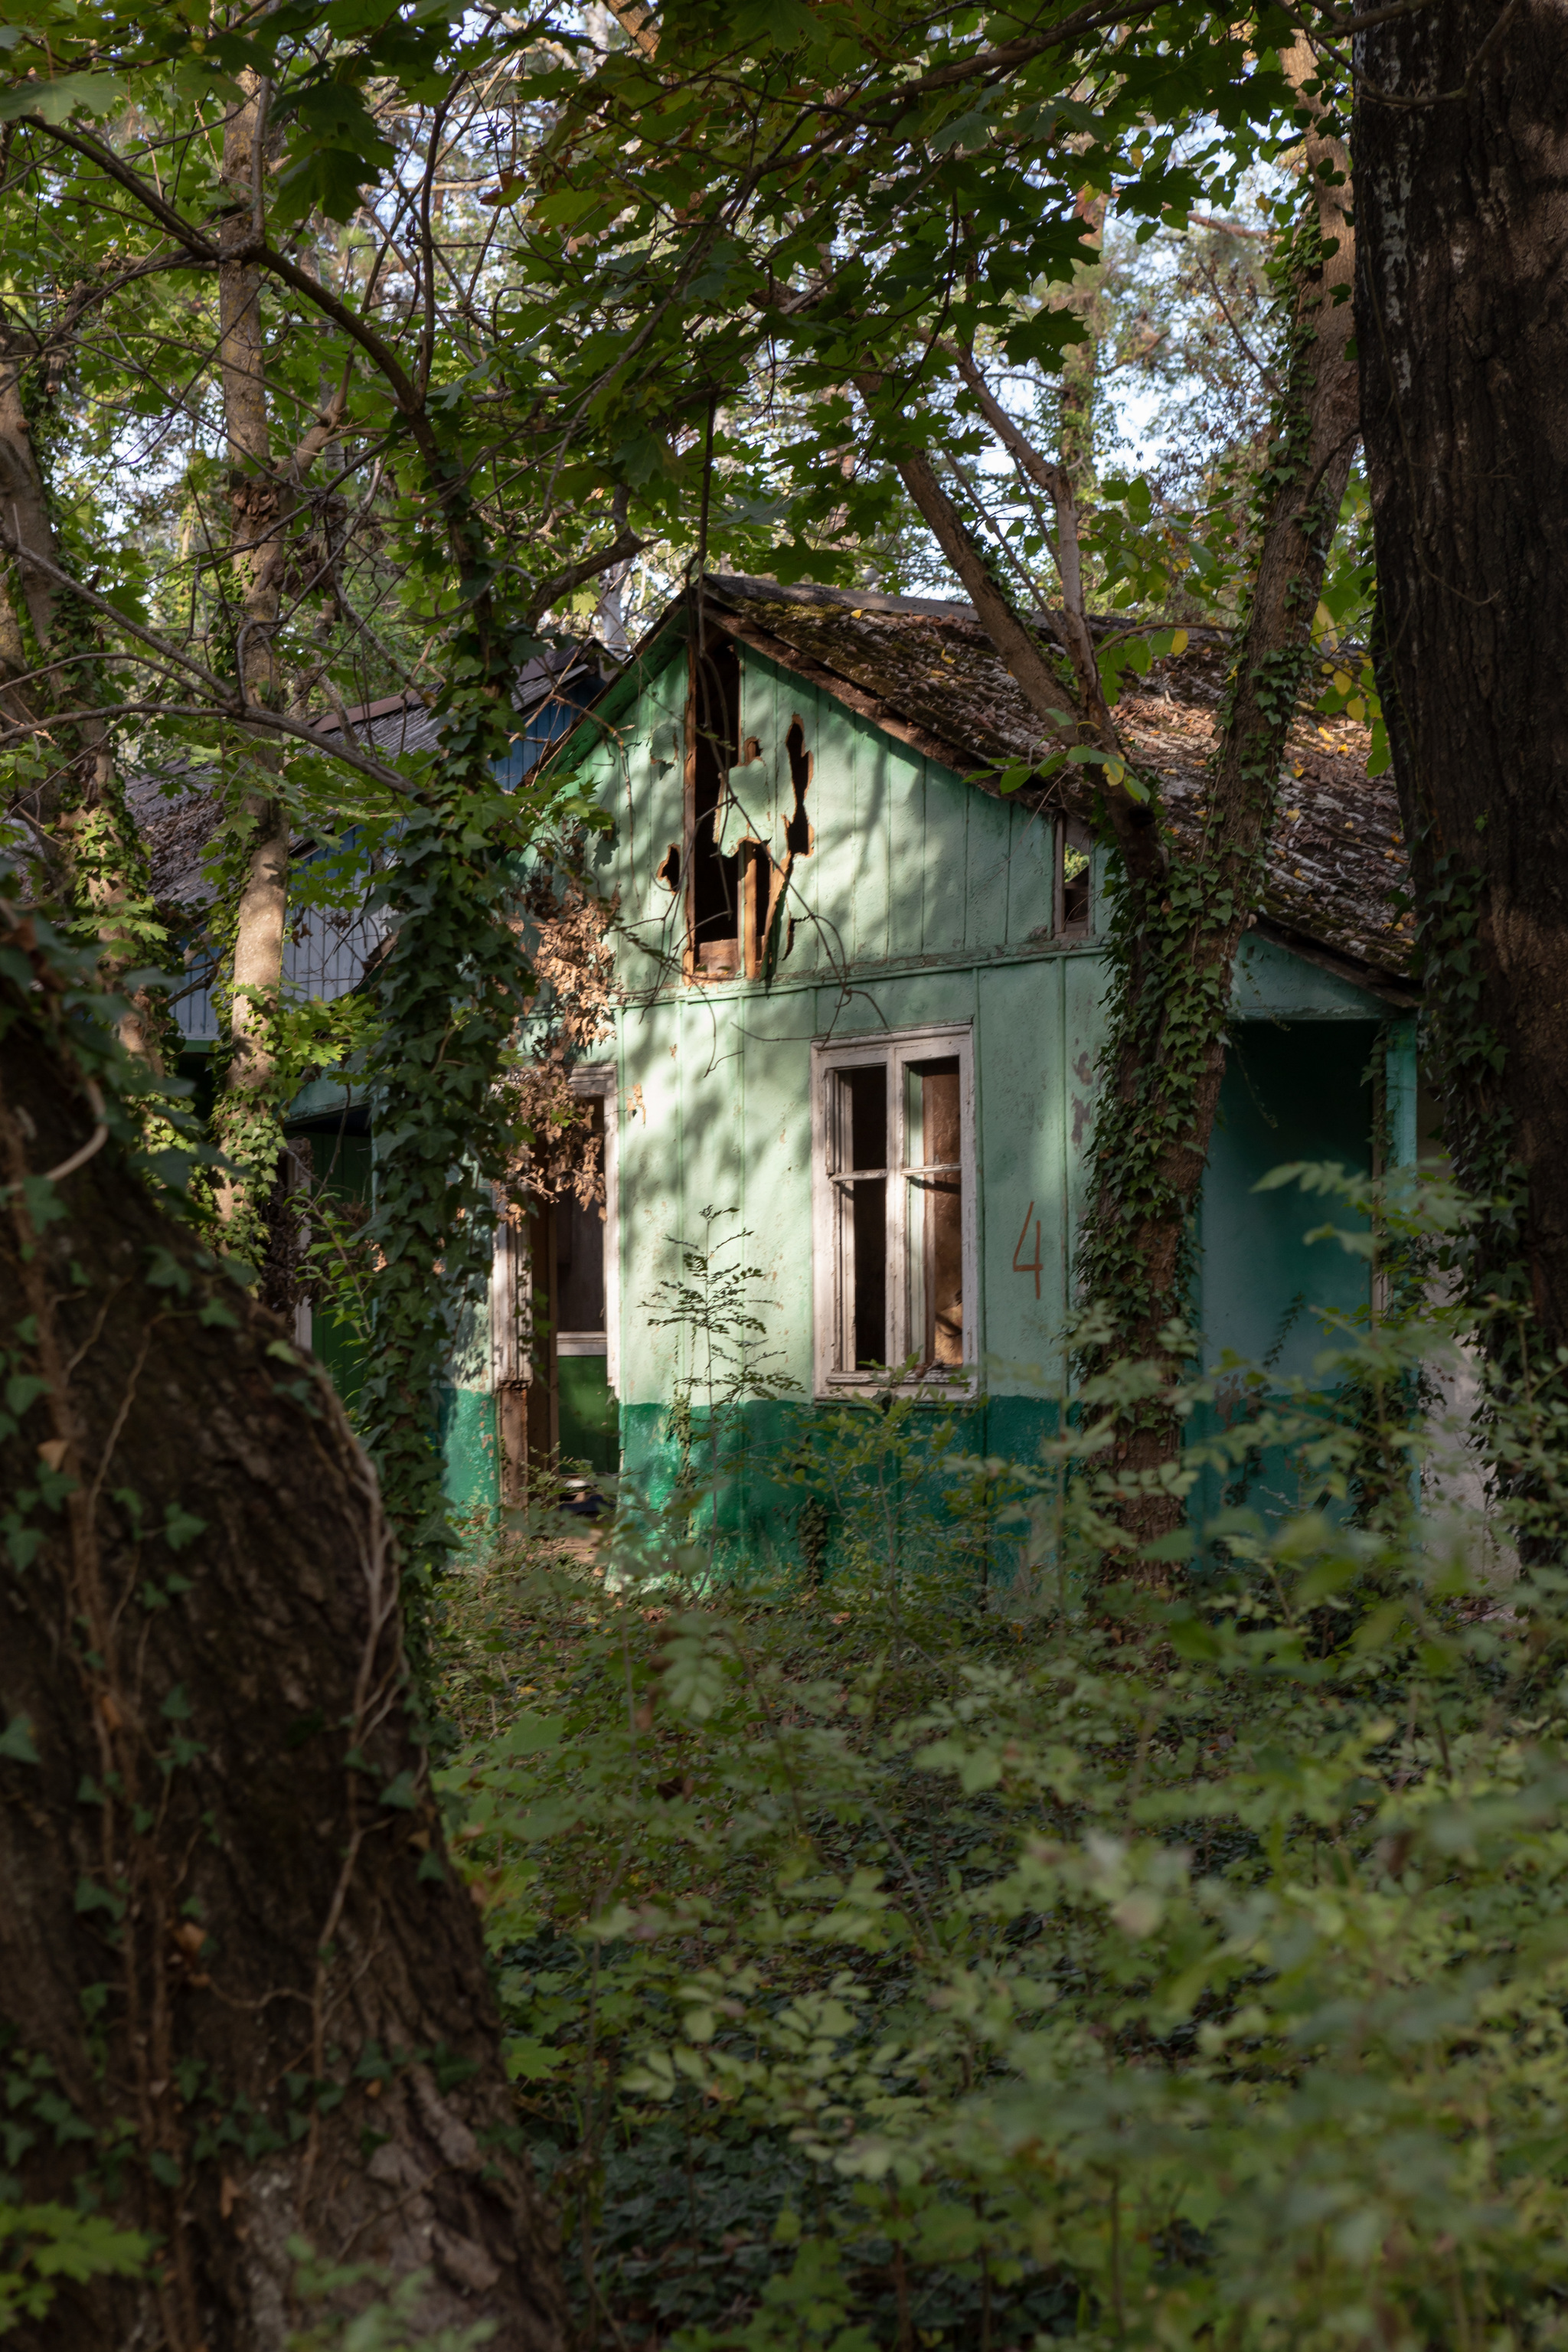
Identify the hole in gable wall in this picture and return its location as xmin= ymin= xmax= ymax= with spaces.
xmin=1059 ymin=813 xmax=1092 ymax=936
xmin=689 ymin=635 xmax=740 ymax=975
xmin=656 ymin=843 xmax=681 ymax=892
xmin=784 ymin=717 xmax=814 ymax=857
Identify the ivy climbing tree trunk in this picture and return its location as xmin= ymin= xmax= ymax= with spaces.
xmin=1356 ymin=2 xmax=1568 ymax=1390
xmin=0 ymin=933 xmax=566 ymax=2352
xmin=214 ymin=73 xmax=291 ymax=1237
xmin=0 ymin=325 xmax=162 ymax=1067
xmin=1074 ymin=38 xmax=1360 ymax=1557
xmin=874 ymin=63 xmax=1359 ymax=1562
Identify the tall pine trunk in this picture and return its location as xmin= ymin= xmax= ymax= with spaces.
xmin=214 ymin=74 xmax=292 ymax=1238
xmin=1356 ymin=3 xmax=1568 ymax=1396
xmin=0 ymin=944 xmax=564 ymax=2350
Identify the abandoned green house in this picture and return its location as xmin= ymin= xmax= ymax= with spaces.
xmin=469 ymin=576 xmax=1417 ymax=1539
xmin=144 ymin=576 xmax=1417 ymax=1542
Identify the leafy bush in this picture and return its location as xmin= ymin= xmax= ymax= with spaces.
xmin=0 ymin=2203 xmax=148 ymax=2334
xmin=435 ymin=1171 xmax=1568 ymax=2349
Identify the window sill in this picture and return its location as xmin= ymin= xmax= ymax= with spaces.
xmin=818 ymin=1370 xmax=979 ymax=1403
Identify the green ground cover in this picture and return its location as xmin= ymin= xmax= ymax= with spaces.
xmin=432 ymin=1243 xmax=1568 ymax=2350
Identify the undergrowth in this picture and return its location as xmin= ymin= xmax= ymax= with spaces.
xmin=429 ymin=1175 xmax=1568 ymax=2350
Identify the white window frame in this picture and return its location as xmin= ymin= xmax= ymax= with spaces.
xmin=561 ymin=1064 xmax=620 ymax=1392
xmin=810 ymin=1021 xmax=978 ymax=1399
xmin=488 ymin=1062 xmax=619 ymax=1396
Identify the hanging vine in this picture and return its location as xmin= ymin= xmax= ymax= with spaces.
xmin=1070 ymin=144 xmax=1361 ymax=1555
xmin=501 ymin=857 xmax=618 ymax=1214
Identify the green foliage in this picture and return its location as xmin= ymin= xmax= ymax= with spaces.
xmin=286 ymin=2239 xmax=497 ymax=2351
xmin=645 ymin=1210 xmax=801 ymax=1575
xmin=1076 ymin=190 xmax=1370 ymax=1371
xmin=0 ymin=2202 xmax=148 ymax=2334
xmin=430 ymin=1183 xmax=1568 ymax=2348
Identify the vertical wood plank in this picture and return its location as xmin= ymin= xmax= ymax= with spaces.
xmin=920 ymin=759 xmax=969 ymax=956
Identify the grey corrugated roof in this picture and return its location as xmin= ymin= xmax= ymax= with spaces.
xmin=131 ymin=647 xmax=609 ymax=911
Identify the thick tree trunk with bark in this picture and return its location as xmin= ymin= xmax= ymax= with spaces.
xmin=0 ymin=333 xmax=163 ymax=1066
xmin=1356 ymin=1 xmax=1568 ymax=1364
xmin=0 ymin=968 xmax=565 ymax=2350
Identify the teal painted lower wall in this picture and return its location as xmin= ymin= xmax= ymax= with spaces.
xmin=439 ymin=1385 xmax=499 ymax=1520
xmin=619 ymin=1393 xmax=1060 ymax=1576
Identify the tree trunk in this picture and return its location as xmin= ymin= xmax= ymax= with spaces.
xmin=1076 ymin=40 xmax=1361 ymax=1553
xmin=0 ymin=957 xmax=565 ymax=2350
xmin=214 ymin=74 xmax=292 ymax=1233
xmin=881 ymin=65 xmax=1359 ymax=1561
xmin=1356 ymin=2 xmax=1568 ymax=1382
xmin=1057 ymin=186 xmax=1106 ymax=492
xmin=0 ymin=331 xmax=164 ymax=1067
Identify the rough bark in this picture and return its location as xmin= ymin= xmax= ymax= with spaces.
xmin=1356 ymin=1 xmax=1568 ymax=1362
xmin=1076 ymin=38 xmax=1361 ymax=1552
xmin=0 ymin=330 xmax=163 ymax=1067
xmin=0 ymin=975 xmax=565 ymax=2350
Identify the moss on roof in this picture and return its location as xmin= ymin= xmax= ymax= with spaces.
xmin=704 ymin=575 xmax=1412 ymax=985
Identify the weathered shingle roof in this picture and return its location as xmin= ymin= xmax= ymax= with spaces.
xmin=702 ymin=575 xmax=1413 ymax=990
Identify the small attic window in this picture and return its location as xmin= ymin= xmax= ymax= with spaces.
xmin=1057 ymin=814 xmax=1092 ymax=938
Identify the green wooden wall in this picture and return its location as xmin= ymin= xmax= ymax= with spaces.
xmin=432 ymin=628 xmax=1410 ymax=1557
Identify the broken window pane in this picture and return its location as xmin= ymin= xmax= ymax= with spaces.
xmin=850 ymin=1180 xmax=887 ymax=1369
xmin=843 ymin=1065 xmax=887 ymax=1173
xmin=820 ymin=1038 xmax=972 ymax=1386
xmin=690 ymin=635 xmax=740 ymax=972
xmin=905 ymin=1058 xmax=962 ymax=1365
xmin=835 ymin=1066 xmax=888 ymax=1370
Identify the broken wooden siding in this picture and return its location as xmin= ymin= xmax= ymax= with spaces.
xmin=728 ymin=650 xmax=1057 ymax=978
xmin=706 ymin=577 xmax=1413 ymax=984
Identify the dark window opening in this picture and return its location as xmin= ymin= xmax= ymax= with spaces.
xmin=844 ymin=1065 xmax=886 ymax=1174
xmin=838 ymin=1066 xmax=888 ymax=1370
xmin=1060 ymin=814 xmax=1092 ymax=936
xmin=851 ymin=1184 xmax=887 ymax=1369
xmin=906 ymin=1059 xmax=962 ymax=1367
xmin=555 ymin=1106 xmax=607 ymax=1338
xmin=656 ymin=841 xmax=681 ymax=892
xmin=690 ymin=635 xmax=740 ymax=969
xmin=784 ymin=717 xmax=814 ymax=857
xmin=742 ymin=839 xmax=776 ymax=979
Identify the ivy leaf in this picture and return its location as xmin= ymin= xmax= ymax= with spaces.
xmin=0 ymin=1713 xmax=39 ymax=1764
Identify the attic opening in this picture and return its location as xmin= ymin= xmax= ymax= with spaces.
xmin=688 ymin=633 xmax=740 ymax=976
xmin=1058 ymin=813 xmax=1092 ymax=937
xmin=784 ymin=717 xmax=814 ymax=857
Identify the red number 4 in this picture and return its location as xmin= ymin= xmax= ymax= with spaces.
xmin=1012 ymin=1201 xmax=1043 ymax=1300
